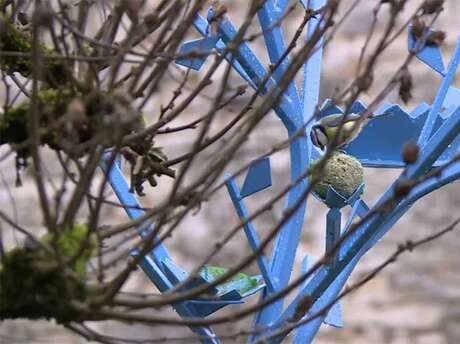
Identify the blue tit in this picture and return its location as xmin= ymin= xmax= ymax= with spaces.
xmin=310 ymin=112 xmax=391 ymax=150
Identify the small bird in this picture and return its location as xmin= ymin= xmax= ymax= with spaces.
xmin=310 ymin=111 xmax=391 ymax=151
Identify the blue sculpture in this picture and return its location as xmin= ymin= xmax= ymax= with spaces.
xmin=100 ymin=1 xmax=460 ymax=342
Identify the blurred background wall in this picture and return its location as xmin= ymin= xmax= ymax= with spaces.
xmin=1 ymin=0 xmax=459 ymax=343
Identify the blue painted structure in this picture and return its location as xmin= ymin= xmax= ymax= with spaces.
xmin=99 ymin=1 xmax=460 ymax=343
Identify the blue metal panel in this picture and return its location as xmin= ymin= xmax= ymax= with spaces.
xmin=343 ymin=97 xmax=460 ymax=168
xmin=281 ymin=259 xmax=352 ymax=344
xmin=345 ymin=104 xmax=427 ymax=167
xmin=215 ymin=17 xmax=271 ymax=94
xmin=240 ymin=158 xmax=272 ymax=199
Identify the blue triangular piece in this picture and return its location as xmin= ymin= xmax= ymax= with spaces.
xmin=324 ymin=300 xmax=343 ymax=328
xmin=175 ymin=37 xmax=218 ymax=70
xmin=410 ymin=102 xmax=431 ymax=118
xmin=185 ymin=298 xmax=243 ymax=317
xmin=161 ymin=257 xmax=189 ymax=284
xmin=408 ymin=27 xmax=446 ymax=76
xmin=240 ymin=157 xmax=272 ymax=198
xmin=162 ymin=258 xmax=220 ymax=294
xmin=349 ymin=100 xmax=367 ymax=114
xmin=443 ymin=87 xmax=460 ymax=109
xmin=320 ymin=99 xmax=343 ymax=117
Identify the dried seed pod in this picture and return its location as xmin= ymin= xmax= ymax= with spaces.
xmin=426 ymin=30 xmax=446 ymax=46
xmin=422 ymin=0 xmax=444 ymax=15
xmin=32 ymin=3 xmax=53 ymax=27
xmin=399 ymin=68 xmax=413 ymax=104
xmin=410 ymin=17 xmax=426 ymax=39
xmin=211 ymin=1 xmax=228 ymax=21
xmin=124 ymin=0 xmax=145 ymax=23
xmin=17 ymin=12 xmax=29 ymax=26
xmin=356 ymin=73 xmax=374 ymax=92
xmin=293 ymin=294 xmax=313 ymax=321
xmin=394 ymin=179 xmax=417 ymax=198
xmin=402 ymin=142 xmax=420 ymax=164
xmin=236 ymin=84 xmax=248 ymax=95
xmin=144 ymin=12 xmax=158 ymax=30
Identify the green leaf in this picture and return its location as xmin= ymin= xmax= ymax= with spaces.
xmin=200 ymin=265 xmax=259 ymax=295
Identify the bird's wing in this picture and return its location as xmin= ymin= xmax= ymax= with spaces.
xmin=369 ymin=111 xmax=393 ymax=119
xmin=321 ymin=113 xmax=362 ymax=127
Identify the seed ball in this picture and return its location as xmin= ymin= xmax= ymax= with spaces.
xmin=310 ymin=152 xmax=364 ymax=199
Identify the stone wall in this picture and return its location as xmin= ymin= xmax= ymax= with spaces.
xmin=1 ymin=1 xmax=459 ymax=343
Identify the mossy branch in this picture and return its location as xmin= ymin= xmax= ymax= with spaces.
xmin=0 ymin=224 xmax=95 ymax=322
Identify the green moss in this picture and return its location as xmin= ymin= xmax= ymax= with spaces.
xmin=0 ymin=224 xmax=94 ymax=322
xmin=0 ymin=15 xmax=71 ymax=85
xmin=0 ymin=16 xmax=32 ymax=76
xmin=42 ymin=224 xmax=95 ymax=276
xmin=310 ymin=152 xmax=364 ymax=199
xmin=0 ymin=102 xmax=29 ymax=145
xmin=0 ymin=88 xmax=74 ymax=147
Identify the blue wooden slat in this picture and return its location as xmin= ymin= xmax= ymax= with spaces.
xmin=192 ymin=15 xmax=256 ymax=88
xmin=175 ymin=37 xmax=219 ymax=70
xmin=325 ymin=208 xmax=341 ymax=267
xmin=252 ymin=0 xmax=326 ymax=334
xmin=303 ymin=0 xmax=326 ymax=163
xmin=100 ymin=154 xmax=170 ymax=263
xmin=417 ymin=38 xmax=460 ymax=147
xmin=293 ymin=255 xmax=342 ymax=344
xmin=137 ymin=254 xmax=220 ymax=344
xmin=257 ymin=1 xmax=302 ymax=115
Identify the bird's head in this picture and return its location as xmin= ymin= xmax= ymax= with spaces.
xmin=310 ymin=124 xmax=328 ymax=150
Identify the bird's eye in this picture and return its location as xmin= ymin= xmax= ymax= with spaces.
xmin=310 ymin=129 xmax=318 ymax=146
